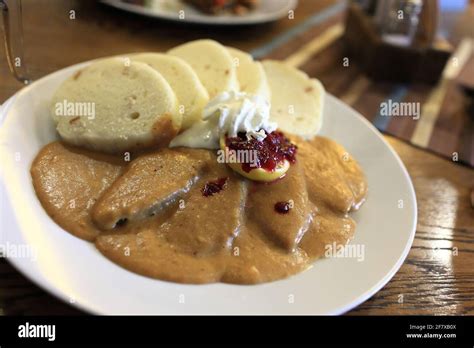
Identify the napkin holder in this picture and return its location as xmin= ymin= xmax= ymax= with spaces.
xmin=343 ymin=3 xmax=451 ymax=84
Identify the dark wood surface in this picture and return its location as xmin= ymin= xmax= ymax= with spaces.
xmin=1 ymin=0 xmax=473 ymax=315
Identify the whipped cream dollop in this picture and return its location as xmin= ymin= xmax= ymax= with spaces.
xmin=170 ymin=91 xmax=277 ymax=149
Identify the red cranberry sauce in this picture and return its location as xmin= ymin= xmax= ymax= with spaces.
xmin=225 ymin=131 xmax=297 ymax=173
xmin=202 ymin=177 xmax=228 ymax=197
xmin=274 ymin=201 xmax=292 ymax=214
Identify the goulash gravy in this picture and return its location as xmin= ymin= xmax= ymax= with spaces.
xmin=31 ymin=136 xmax=367 ymax=284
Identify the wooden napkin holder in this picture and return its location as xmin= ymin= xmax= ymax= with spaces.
xmin=343 ymin=3 xmax=451 ymax=84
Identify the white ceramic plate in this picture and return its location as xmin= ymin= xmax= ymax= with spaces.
xmin=101 ymin=0 xmax=297 ymax=25
xmin=0 ymin=61 xmax=417 ymax=315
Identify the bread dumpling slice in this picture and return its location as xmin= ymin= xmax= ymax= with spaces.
xmin=51 ymin=57 xmax=181 ymax=154
xmin=131 ymin=53 xmax=209 ymax=129
xmin=168 ymin=39 xmax=239 ymax=98
xmin=227 ymin=47 xmax=270 ymax=101
xmin=262 ymin=60 xmax=325 ymax=138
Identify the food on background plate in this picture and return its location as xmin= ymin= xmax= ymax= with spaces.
xmin=31 ymin=39 xmax=368 ymax=284
xmin=184 ymin=0 xmax=259 ymax=15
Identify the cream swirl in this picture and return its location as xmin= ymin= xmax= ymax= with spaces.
xmin=170 ymin=91 xmax=276 ymax=149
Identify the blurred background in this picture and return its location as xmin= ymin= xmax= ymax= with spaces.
xmin=0 ymin=0 xmax=473 ymax=90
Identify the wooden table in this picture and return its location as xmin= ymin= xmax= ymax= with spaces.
xmin=1 ymin=0 xmax=473 ymax=315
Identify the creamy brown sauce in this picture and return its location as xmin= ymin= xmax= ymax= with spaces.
xmin=31 ymin=136 xmax=367 ymax=284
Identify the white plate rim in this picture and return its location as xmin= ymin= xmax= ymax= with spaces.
xmin=0 ymin=60 xmax=417 ymax=315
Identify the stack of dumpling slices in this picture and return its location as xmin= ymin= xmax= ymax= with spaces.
xmin=51 ymin=39 xmax=325 ymax=153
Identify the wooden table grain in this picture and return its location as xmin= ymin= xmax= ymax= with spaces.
xmin=0 ymin=0 xmax=473 ymax=315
